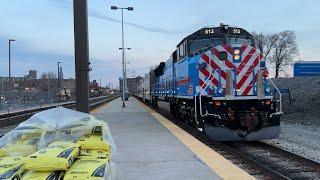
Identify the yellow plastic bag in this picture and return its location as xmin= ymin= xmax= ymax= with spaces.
xmin=0 ymin=150 xmax=4 ymax=158
xmin=79 ymin=149 xmax=109 ymax=161
xmin=22 ymin=170 xmax=63 ymax=180
xmin=64 ymin=159 xmax=107 ymax=180
xmin=25 ymin=141 xmax=80 ymax=171
xmin=0 ymin=138 xmax=39 ymax=157
xmin=76 ymin=134 xmax=110 ymax=152
xmin=0 ymin=157 xmax=25 ymax=180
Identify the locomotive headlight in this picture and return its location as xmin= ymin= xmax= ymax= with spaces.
xmin=233 ymin=48 xmax=241 ymax=62
xmin=234 ymin=49 xmax=240 ymax=55
xmin=234 ymin=55 xmax=240 ymax=60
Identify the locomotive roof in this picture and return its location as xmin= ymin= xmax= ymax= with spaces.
xmin=177 ymin=24 xmax=253 ymax=47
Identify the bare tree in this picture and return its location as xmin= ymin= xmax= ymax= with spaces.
xmin=40 ymin=72 xmax=58 ymax=92
xmin=270 ymin=31 xmax=298 ymax=78
xmin=252 ymin=32 xmax=278 ymax=61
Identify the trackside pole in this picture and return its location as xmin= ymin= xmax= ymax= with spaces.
xmin=73 ymin=0 xmax=90 ymax=113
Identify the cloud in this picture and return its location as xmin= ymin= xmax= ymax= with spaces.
xmin=49 ymin=0 xmax=180 ymax=35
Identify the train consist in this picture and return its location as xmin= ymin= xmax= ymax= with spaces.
xmin=135 ymin=24 xmax=282 ymax=141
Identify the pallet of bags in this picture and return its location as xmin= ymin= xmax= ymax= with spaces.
xmin=0 ymin=107 xmax=117 ymax=179
xmin=24 ymin=141 xmax=80 ymax=171
xmin=0 ymin=156 xmax=25 ymax=180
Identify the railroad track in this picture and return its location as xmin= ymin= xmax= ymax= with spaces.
xmin=0 ymin=95 xmax=119 ymax=137
xmin=152 ymin=101 xmax=320 ymax=180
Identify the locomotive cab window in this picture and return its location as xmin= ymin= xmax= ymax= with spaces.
xmin=227 ymin=37 xmax=254 ymax=46
xmin=189 ymin=38 xmax=223 ymax=55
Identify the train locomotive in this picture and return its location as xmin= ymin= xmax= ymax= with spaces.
xmin=135 ymin=24 xmax=282 ymax=141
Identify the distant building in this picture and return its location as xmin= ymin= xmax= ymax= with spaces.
xmin=0 ymin=70 xmax=37 ymax=90
xmin=90 ymin=80 xmax=99 ymax=89
xmin=119 ymin=76 xmax=143 ymax=93
xmin=28 ymin=70 xmax=37 ymax=80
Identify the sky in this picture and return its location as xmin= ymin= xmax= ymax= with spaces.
xmin=0 ymin=0 xmax=319 ymax=87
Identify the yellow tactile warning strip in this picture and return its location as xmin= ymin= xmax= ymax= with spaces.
xmin=139 ymin=100 xmax=255 ymax=180
xmin=90 ymin=102 xmax=108 ymax=113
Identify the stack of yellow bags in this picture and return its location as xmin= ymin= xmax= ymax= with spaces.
xmin=21 ymin=141 xmax=80 ymax=179
xmin=63 ymin=126 xmax=111 ymax=179
xmin=0 ymin=117 xmax=113 ymax=179
xmin=0 ymin=131 xmax=41 ymax=179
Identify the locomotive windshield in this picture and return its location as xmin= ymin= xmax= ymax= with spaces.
xmin=188 ymin=37 xmax=254 ymax=55
xmin=189 ymin=38 xmax=224 ymax=55
xmin=183 ymin=25 xmax=255 ymax=56
xmin=226 ymin=37 xmax=254 ymax=46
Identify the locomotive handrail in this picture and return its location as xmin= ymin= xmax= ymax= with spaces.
xmin=268 ymin=78 xmax=283 ymax=117
xmin=195 ymin=67 xmax=221 ymax=127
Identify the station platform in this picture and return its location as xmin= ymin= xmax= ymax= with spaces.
xmin=92 ymin=97 xmax=254 ymax=180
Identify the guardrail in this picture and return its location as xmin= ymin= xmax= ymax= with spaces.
xmin=0 ymin=95 xmax=119 ymax=128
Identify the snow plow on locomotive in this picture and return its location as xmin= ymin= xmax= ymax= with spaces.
xmin=135 ymin=24 xmax=283 ymax=141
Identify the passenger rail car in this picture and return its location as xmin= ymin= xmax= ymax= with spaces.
xmin=136 ymin=73 xmax=151 ymax=103
xmin=135 ymin=24 xmax=282 ymax=141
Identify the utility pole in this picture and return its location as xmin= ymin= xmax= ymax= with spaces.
xmin=8 ymin=39 xmax=15 ymax=109
xmin=73 ymin=0 xmax=90 ymax=113
xmin=8 ymin=39 xmax=15 ymax=90
xmin=57 ymin=61 xmax=62 ymax=105
xmin=111 ymin=6 xmax=133 ymax=107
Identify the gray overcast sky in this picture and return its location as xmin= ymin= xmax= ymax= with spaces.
xmin=0 ymin=0 xmax=319 ymax=86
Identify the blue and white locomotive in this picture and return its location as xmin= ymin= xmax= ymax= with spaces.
xmin=136 ymin=24 xmax=282 ymax=141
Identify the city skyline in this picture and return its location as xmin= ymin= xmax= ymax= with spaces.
xmin=0 ymin=0 xmax=319 ymax=86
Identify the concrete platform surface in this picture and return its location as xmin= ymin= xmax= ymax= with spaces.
xmin=92 ymin=98 xmax=253 ymax=180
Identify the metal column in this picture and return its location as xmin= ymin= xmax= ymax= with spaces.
xmin=73 ymin=0 xmax=90 ymax=113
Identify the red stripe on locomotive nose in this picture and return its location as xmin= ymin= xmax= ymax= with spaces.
xmin=225 ymin=60 xmax=236 ymax=69
xmin=241 ymin=44 xmax=248 ymax=52
xmin=199 ymin=79 xmax=205 ymax=87
xmin=237 ymin=55 xmax=260 ymax=89
xmin=211 ymin=77 xmax=219 ymax=87
xmin=242 ymin=73 xmax=258 ymax=95
xmin=223 ymin=44 xmax=232 ymax=54
xmin=199 ymin=66 xmax=210 ymax=77
xmin=202 ymin=52 xmax=227 ymax=79
xmin=237 ymin=48 xmax=256 ymax=75
xmin=211 ymin=48 xmax=236 ymax=70
xmin=201 ymin=53 xmax=210 ymax=64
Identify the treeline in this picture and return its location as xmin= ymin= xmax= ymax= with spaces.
xmin=252 ymin=31 xmax=298 ymax=78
